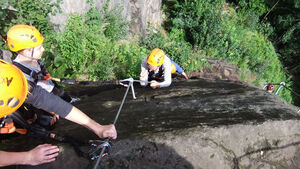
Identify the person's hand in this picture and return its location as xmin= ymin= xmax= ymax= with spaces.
xmin=140 ymin=69 xmax=148 ymax=79
xmin=27 ymin=113 xmax=37 ymax=125
xmin=182 ymin=72 xmax=189 ymax=79
xmin=26 ymin=144 xmax=59 ymax=166
xmin=43 ymin=74 xmax=52 ymax=81
xmin=150 ymin=80 xmax=160 ymax=89
xmin=139 ymin=69 xmax=149 ymax=86
xmin=97 ymin=124 xmax=117 ymax=139
xmin=50 ymin=114 xmax=60 ymax=126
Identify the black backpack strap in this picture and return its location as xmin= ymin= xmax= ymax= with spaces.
xmin=9 ymin=111 xmax=30 ymax=129
xmin=37 ymin=60 xmax=48 ymax=75
xmin=0 ymin=50 xmax=3 ymax=59
xmin=12 ymin=61 xmax=44 ymax=82
xmin=159 ymin=65 xmax=164 ymax=77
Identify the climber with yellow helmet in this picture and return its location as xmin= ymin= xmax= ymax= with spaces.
xmin=0 ymin=59 xmax=59 ymax=166
xmin=7 ymin=24 xmax=78 ymax=101
xmin=2 ymin=25 xmax=117 ymax=166
xmin=6 ymin=24 xmax=78 ymax=129
xmin=7 ymin=24 xmax=61 ymax=127
xmin=140 ymin=48 xmax=188 ymax=89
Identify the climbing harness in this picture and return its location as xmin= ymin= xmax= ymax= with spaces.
xmin=88 ymin=140 xmax=112 ymax=160
xmin=12 ymin=61 xmax=49 ymax=84
xmin=92 ymin=77 xmax=142 ymax=169
xmin=0 ymin=115 xmax=27 ymax=134
xmin=0 ymin=116 xmax=16 ymax=134
xmin=6 ymin=110 xmax=112 ymax=160
xmin=13 ymin=60 xmax=78 ymax=85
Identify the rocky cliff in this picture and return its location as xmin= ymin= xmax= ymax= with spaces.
xmin=50 ymin=0 xmax=163 ymax=37
xmin=2 ymin=77 xmax=300 ymax=169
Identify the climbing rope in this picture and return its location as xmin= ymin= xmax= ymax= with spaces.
xmin=233 ymin=140 xmax=300 ymax=169
xmin=264 ymin=82 xmax=300 ymax=96
xmin=263 ymin=82 xmax=286 ymax=94
xmin=264 ymin=82 xmax=300 ymax=113
xmin=92 ymin=77 xmax=142 ymax=169
xmin=264 ymin=82 xmax=300 ymax=97
xmin=280 ymin=84 xmax=300 ymax=98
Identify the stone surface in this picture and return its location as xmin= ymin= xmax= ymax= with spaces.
xmin=0 ymin=49 xmax=13 ymax=63
xmin=189 ymin=59 xmax=241 ymax=82
xmin=50 ymin=0 xmax=163 ymax=37
xmin=1 ymin=78 xmax=300 ymax=169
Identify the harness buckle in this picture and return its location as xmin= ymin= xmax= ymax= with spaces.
xmin=0 ymin=117 xmax=16 ymax=134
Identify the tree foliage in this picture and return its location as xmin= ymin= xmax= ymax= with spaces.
xmin=163 ymin=0 xmax=292 ymax=103
xmin=0 ymin=0 xmax=61 ymax=46
xmin=229 ymin=0 xmax=300 ymax=105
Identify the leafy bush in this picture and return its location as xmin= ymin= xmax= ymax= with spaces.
xmin=162 ymin=0 xmax=292 ymax=103
xmin=140 ymin=26 xmax=207 ymax=72
xmin=228 ymin=0 xmax=269 ymax=17
xmin=163 ymin=0 xmax=227 ymax=58
xmin=47 ymin=5 xmax=145 ymax=81
xmin=0 ymin=0 xmax=61 ymax=49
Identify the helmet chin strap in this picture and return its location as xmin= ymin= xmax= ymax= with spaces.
xmin=31 ymin=47 xmax=35 ymax=58
xmin=20 ymin=48 xmax=39 ymax=61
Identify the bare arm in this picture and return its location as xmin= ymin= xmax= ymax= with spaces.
xmin=0 ymin=151 xmax=29 ymax=166
xmin=27 ymin=86 xmax=117 ymax=139
xmin=65 ymin=106 xmax=117 ymax=139
xmin=0 ymin=144 xmax=59 ymax=167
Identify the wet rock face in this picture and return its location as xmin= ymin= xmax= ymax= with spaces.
xmin=2 ymin=78 xmax=300 ymax=169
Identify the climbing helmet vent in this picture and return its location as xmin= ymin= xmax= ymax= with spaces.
xmin=7 ymin=98 xmax=19 ymax=108
xmin=7 ymin=24 xmax=44 ymax=52
xmin=0 ymin=59 xmax=28 ymax=118
xmin=147 ymin=48 xmax=165 ymax=66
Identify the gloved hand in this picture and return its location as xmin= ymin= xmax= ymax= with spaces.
xmin=60 ymin=78 xmax=76 ymax=85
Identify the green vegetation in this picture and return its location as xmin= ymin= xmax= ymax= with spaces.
xmin=47 ymin=5 xmax=149 ymax=81
xmin=228 ymin=0 xmax=300 ymax=104
xmin=139 ymin=26 xmax=207 ymax=73
xmin=0 ymin=0 xmax=298 ymax=104
xmin=162 ymin=0 xmax=292 ymax=103
xmin=0 ymin=0 xmax=61 ymax=48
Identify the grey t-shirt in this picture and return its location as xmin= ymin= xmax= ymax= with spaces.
xmin=26 ymin=84 xmax=72 ymax=118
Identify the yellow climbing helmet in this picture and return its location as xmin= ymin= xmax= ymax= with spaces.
xmin=0 ymin=59 xmax=28 ymax=118
xmin=147 ymin=48 xmax=165 ymax=66
xmin=7 ymin=24 xmax=44 ymax=52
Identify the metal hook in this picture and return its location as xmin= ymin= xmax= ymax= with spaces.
xmin=275 ymin=82 xmax=285 ymax=95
